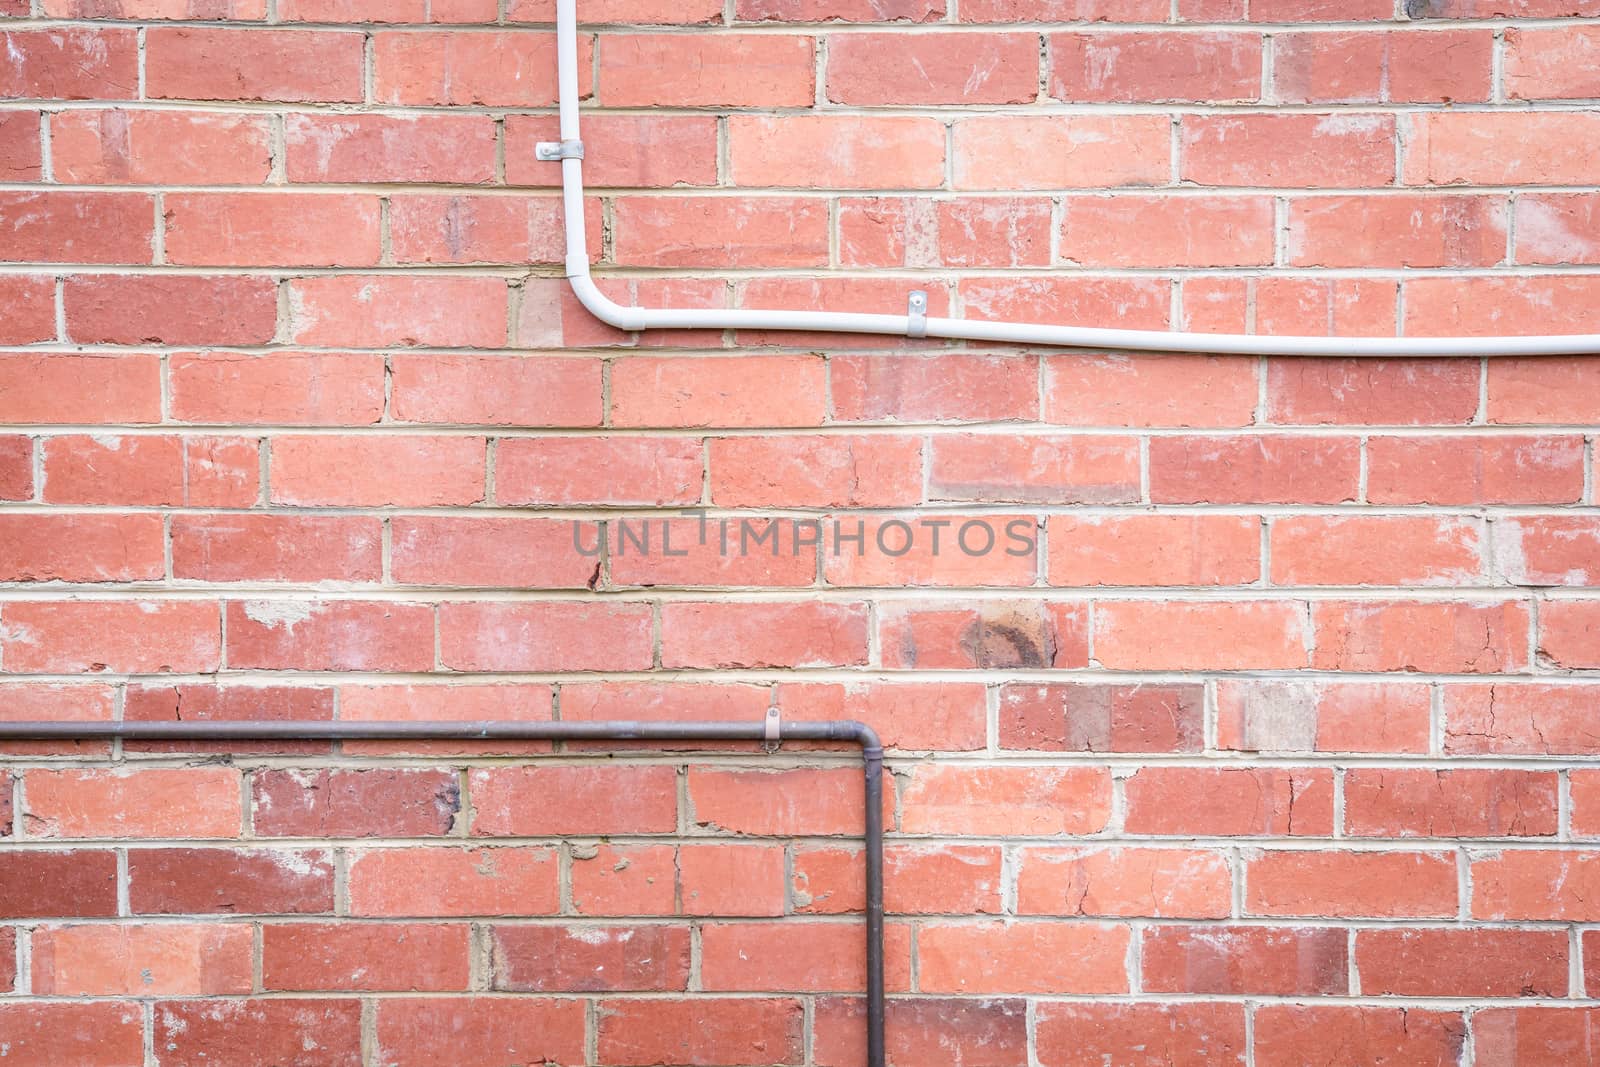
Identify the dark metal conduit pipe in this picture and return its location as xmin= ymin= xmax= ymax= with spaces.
xmin=0 ymin=717 xmax=887 ymax=1067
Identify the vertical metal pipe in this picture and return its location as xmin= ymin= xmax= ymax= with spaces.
xmin=858 ymin=726 xmax=887 ymax=1067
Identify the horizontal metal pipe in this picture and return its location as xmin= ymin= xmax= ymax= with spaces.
xmin=0 ymin=717 xmax=886 ymax=1066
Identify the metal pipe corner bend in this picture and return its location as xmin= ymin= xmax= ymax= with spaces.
xmin=553 ymin=0 xmax=1600 ymax=357
xmin=0 ymin=717 xmax=888 ymax=1067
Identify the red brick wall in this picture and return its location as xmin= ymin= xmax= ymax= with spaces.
xmin=3 ymin=0 xmax=1600 ymax=1063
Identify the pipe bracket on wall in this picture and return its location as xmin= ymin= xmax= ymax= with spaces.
xmin=536 ymin=139 xmax=585 ymax=161
xmin=906 ymin=290 xmax=929 ymax=339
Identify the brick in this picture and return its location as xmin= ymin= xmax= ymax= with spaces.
xmin=901 ymin=765 xmax=1111 ymax=835
xmin=1095 ymin=601 xmax=1312 ymax=671
xmin=1044 ymin=353 xmax=1256 ymax=427
xmin=1271 ymin=515 xmax=1483 ymax=586
xmin=678 ymin=843 xmax=787 ymax=916
xmin=0 ymin=436 xmax=29 ymax=500
xmin=1488 ymin=358 xmax=1600 ymax=424
xmin=374 ymin=30 xmax=582 ymax=106
xmin=597 ymin=998 xmax=803 ymax=1066
xmin=1182 ymin=114 xmax=1396 ymax=188
xmin=795 ymin=843 xmax=1002 ymax=916
xmin=709 ymin=434 xmax=920 ymax=508
xmin=1412 ymin=0 xmax=1600 ymax=12
xmin=338 ymin=682 xmax=554 ymax=729
xmin=605 ymin=516 xmax=817 ymax=588
xmin=1288 ymin=195 xmax=1506 ymax=268
xmin=32 ymin=924 xmax=251 ymax=995
xmin=513 ymin=0 xmax=719 ymax=20
xmin=821 ymin=513 xmax=1040 ymax=587
xmin=1472 ymin=850 xmax=1600 ymax=921
xmin=261 ymin=923 xmax=470 ymax=991
xmin=1048 ymin=514 xmax=1260 ymax=587
xmin=1265 ymin=358 xmax=1480 ymax=425
xmin=612 ymin=355 xmax=826 ymax=427
xmin=877 ymin=601 xmax=1087 ymax=671
xmin=1506 ymin=26 xmax=1600 ymax=100
xmin=1256 ymin=277 xmax=1398 ymax=337
xmin=285 ymin=114 xmax=497 ymax=184
xmin=1060 ymin=195 xmax=1274 ymax=268
xmin=953 ymin=115 xmax=1171 ymax=190
xmin=1407 ymin=112 xmax=1600 ymax=186
xmin=128 ymin=848 xmax=334 ymax=914
xmin=1517 ymin=193 xmax=1600 ymax=265
xmin=815 ymin=997 xmax=1028 ymax=1067
xmin=1037 ymin=1004 xmax=1246 ymax=1066
xmin=739 ymin=0 xmax=944 ymax=17
xmin=704 ymin=921 xmax=911 ymax=993
xmin=226 ymin=600 xmax=434 ymax=672
xmin=0 ymin=600 xmax=221 ymax=674
xmin=778 ymin=680 xmax=992 ymax=751
xmin=929 ymin=434 xmax=1138 ymax=503
xmin=124 ymin=683 xmax=332 ymax=727
xmin=599 ymin=34 xmax=814 ymax=106
xmin=1410 ymin=276 xmax=1600 ymax=335
xmin=1017 ymin=846 xmax=1231 ymax=918
xmin=1246 ymin=849 xmax=1457 ymax=918
xmin=1446 ymin=684 xmax=1600 ymax=755
xmin=391 ymin=356 xmax=598 ymax=429
xmin=1142 ymin=926 xmax=1347 ymax=996
xmin=1126 ymin=766 xmax=1333 ymax=836
xmin=1150 ymin=435 xmax=1359 ymax=504
xmin=494 ymin=437 xmax=691 ymax=506
xmin=0 ymin=29 xmax=137 ymax=99
xmin=1539 ymin=600 xmax=1600 ymax=668
xmin=832 ymin=352 xmax=1038 ymax=423
xmin=1277 ymin=29 xmax=1492 ymax=103
xmin=1376 ymin=435 xmax=1584 ymax=505
xmin=390 ymin=516 xmax=596 ymax=588
xmin=388 ymin=194 xmax=593 ymax=266
xmin=0 ymin=111 xmax=40 ymax=180
xmin=961 ymin=0 xmax=1167 ymax=18
xmin=830 ymin=32 xmax=1037 ymax=104
xmin=0 ymin=191 xmax=153 ymax=264
xmin=970 ymin=276 xmax=1173 ymax=332
xmin=164 ymin=192 xmax=379 ymax=267
xmin=660 ymin=601 xmax=867 ymax=669
xmin=65 ymin=275 xmax=277 ymax=345
xmin=841 ymin=197 xmax=1053 ymax=269
xmin=690 ymin=766 xmax=881 ymax=836
xmin=729 ymin=115 xmax=945 ymax=191
xmin=919 ymin=922 xmax=1129 ymax=994
xmin=999 ymin=682 xmax=1204 ymax=753
xmin=1052 ymin=30 xmax=1261 ymax=103
xmin=471 ymin=765 xmax=677 ymax=836
xmin=349 ymin=847 xmax=559 ymax=916
xmin=1311 ymin=599 xmax=1530 ymax=673
xmin=0 ymin=850 xmax=118 ymax=918
xmin=0 ymin=1004 xmax=144 ymax=1066
xmin=505 ymin=113 xmax=719 ymax=188
xmin=41 ymin=434 xmax=255 ymax=507
xmin=147 ymin=28 xmax=362 ymax=102
xmin=0 ymin=513 xmax=164 ymax=582
xmin=1472 ymin=1008 xmax=1600 ymax=1067
xmin=269 ymin=435 xmax=484 ymax=506
xmin=1255 ymin=1007 xmax=1465 ymax=1067
xmin=1572 ymin=771 xmax=1600 ymax=836
xmin=571 ymin=844 xmax=676 ymax=916
xmin=275 ymin=0 xmax=459 ymax=16
xmin=290 ymin=275 xmax=506 ymax=348
xmin=374 ymin=1000 xmax=586 ymax=1067
xmin=52 ymin=109 xmax=273 ymax=184
xmin=439 ymin=601 xmax=651 ymax=671
xmin=155 ymin=1001 xmax=363 ymax=1067
xmin=47 ymin=0 xmax=266 ymax=15
xmin=253 ymin=768 xmax=462 ymax=837
xmin=1356 ymin=927 xmax=1567 ymax=997
xmin=0 ymin=276 xmax=53 ymax=344
xmin=1347 ymin=769 xmax=1557 ymax=837
xmin=26 ymin=767 xmax=240 ymax=838
xmin=612 ymin=196 xmax=829 ymax=268
xmin=170 ymin=351 xmax=384 ymax=426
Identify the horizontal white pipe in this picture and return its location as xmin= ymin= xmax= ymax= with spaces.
xmin=555 ymin=0 xmax=1600 ymax=357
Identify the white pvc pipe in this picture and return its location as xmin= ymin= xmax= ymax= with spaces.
xmin=554 ymin=0 xmax=1600 ymax=357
